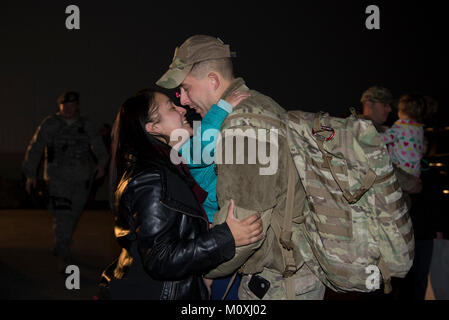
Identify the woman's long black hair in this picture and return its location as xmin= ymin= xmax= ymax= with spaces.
xmin=108 ymin=89 xmax=192 ymax=209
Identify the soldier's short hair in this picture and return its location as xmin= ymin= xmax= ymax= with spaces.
xmin=189 ymin=57 xmax=234 ymax=81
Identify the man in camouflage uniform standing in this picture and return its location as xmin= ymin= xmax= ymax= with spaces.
xmin=157 ymin=35 xmax=325 ymax=300
xmin=360 ymin=86 xmax=421 ymax=194
xmin=23 ymin=91 xmax=109 ymax=267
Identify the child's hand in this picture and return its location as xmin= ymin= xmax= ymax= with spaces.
xmin=225 ymin=91 xmax=251 ymax=108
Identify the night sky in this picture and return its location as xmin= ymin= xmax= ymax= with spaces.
xmin=1 ymin=0 xmax=447 ymax=154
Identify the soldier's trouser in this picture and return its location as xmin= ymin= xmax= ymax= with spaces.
xmin=47 ymin=179 xmax=89 ymax=260
xmin=238 ymin=264 xmax=325 ymax=300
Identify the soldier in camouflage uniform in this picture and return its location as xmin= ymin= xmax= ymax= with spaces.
xmin=23 ymin=91 xmax=109 ymax=266
xmin=359 ymin=86 xmax=422 ymax=195
xmin=156 ymin=35 xmax=325 ymax=300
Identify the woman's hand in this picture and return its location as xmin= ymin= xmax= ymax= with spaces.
xmin=225 ymin=199 xmax=264 ymax=247
xmin=225 ymin=91 xmax=251 ymax=109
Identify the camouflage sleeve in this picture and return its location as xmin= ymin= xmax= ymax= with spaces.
xmin=85 ymin=119 xmax=109 ymax=166
xmin=22 ymin=118 xmax=52 ymax=179
xmin=205 ymin=130 xmax=288 ymax=278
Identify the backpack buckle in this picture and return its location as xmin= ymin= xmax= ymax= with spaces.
xmin=312 ymin=126 xmax=335 ymax=142
xmin=282 ymin=264 xmax=297 ymax=278
xmin=280 ymin=231 xmax=294 ymax=250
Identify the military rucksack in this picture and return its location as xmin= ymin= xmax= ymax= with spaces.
xmin=283 ymin=109 xmax=414 ymax=294
xmin=221 ymin=107 xmax=414 ymax=297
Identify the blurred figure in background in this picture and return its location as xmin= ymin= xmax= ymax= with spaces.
xmin=380 ymin=94 xmax=438 ymax=181
xmin=388 ymin=93 xmax=441 ymax=300
xmin=360 ymin=86 xmax=422 ymax=195
xmin=23 ymin=91 xmax=109 ymax=269
xmin=87 ymin=123 xmax=112 ymax=208
xmin=360 ymin=86 xmax=393 ymax=132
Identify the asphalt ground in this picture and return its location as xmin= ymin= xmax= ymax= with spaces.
xmin=0 ymin=209 xmax=120 ymax=300
xmin=0 ymin=208 xmax=398 ymax=301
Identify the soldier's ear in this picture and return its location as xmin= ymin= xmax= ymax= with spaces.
xmin=363 ymin=101 xmax=373 ymax=114
xmin=207 ymin=72 xmax=220 ymax=91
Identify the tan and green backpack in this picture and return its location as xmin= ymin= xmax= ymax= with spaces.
xmin=222 ymin=106 xmax=414 ymax=297
xmin=284 ymin=109 xmax=414 ymax=294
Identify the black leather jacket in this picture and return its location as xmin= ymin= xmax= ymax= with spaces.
xmin=99 ymin=163 xmax=235 ymax=300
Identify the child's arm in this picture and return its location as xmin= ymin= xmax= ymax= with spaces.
xmin=178 ymin=104 xmax=227 ymax=167
xmin=201 ymin=91 xmax=251 ymax=149
xmin=188 ymin=100 xmax=231 ymax=166
xmin=190 ymin=91 xmax=250 ymax=165
xmin=200 ymin=100 xmax=232 ymax=142
xmin=380 ymin=124 xmax=402 ymax=145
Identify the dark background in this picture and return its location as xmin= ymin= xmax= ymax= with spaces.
xmin=0 ymin=1 xmax=447 ymax=301
xmin=0 ymin=0 xmax=447 ymax=158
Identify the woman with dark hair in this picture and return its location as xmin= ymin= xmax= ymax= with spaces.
xmin=98 ymin=89 xmax=263 ymax=300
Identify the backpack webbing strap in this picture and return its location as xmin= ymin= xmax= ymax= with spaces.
xmin=374 ymin=170 xmax=395 ymax=184
xmin=221 ymin=271 xmax=239 ymax=300
xmin=285 ymin=275 xmax=296 ymax=300
xmin=280 ymin=155 xmax=297 ymax=251
xmin=378 ymin=258 xmax=393 ymax=294
xmin=269 ymin=121 xmax=299 ymax=300
xmin=221 ymin=263 xmax=247 ymax=300
xmin=280 ymin=123 xmax=300 ymax=300
xmin=271 ymin=215 xmax=296 ymax=300
xmin=313 ymin=113 xmax=377 ymax=204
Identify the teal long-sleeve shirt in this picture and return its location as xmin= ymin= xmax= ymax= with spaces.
xmin=179 ymin=99 xmax=232 ymax=223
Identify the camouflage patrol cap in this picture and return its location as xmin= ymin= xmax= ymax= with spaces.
xmin=360 ymin=86 xmax=394 ymax=104
xmin=156 ymin=35 xmax=232 ymax=89
xmin=57 ymin=91 xmax=80 ymax=104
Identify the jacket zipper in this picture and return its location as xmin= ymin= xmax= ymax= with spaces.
xmin=159 ymin=201 xmax=209 ymax=226
xmin=169 ymin=281 xmax=177 ymax=300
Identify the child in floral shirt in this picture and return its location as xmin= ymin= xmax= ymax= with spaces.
xmin=380 ymin=94 xmax=437 ymax=177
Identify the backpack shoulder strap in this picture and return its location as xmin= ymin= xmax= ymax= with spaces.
xmin=281 ymin=153 xmax=298 ymax=300
xmin=272 ymin=121 xmax=303 ymax=300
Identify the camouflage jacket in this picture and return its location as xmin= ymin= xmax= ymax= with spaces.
xmin=359 ymin=114 xmax=421 ymax=194
xmin=206 ymin=78 xmax=307 ymax=278
xmin=23 ymin=112 xmax=109 ymax=182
